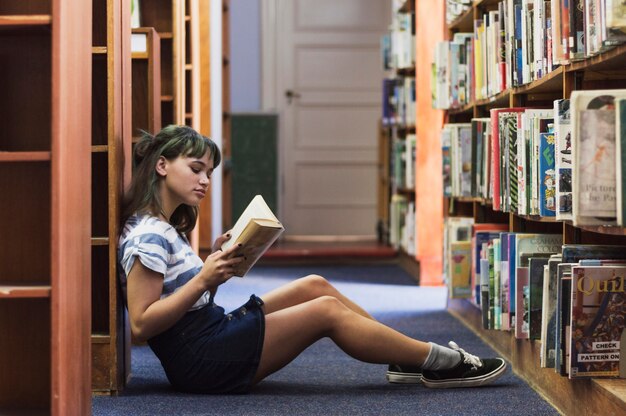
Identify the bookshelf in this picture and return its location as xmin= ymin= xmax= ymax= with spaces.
xmin=0 ymin=1 xmax=92 ymax=414
xmin=131 ymin=27 xmax=162 ymax=139
xmin=91 ymin=0 xmax=132 ymax=395
xmin=439 ymin=1 xmax=626 ymax=414
xmin=378 ymin=0 xmax=417 ymax=274
xmin=140 ymin=0 xmax=202 ymax=249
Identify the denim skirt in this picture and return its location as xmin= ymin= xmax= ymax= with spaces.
xmin=148 ymin=294 xmax=266 ymax=394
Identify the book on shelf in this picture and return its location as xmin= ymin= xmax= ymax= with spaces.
xmin=569 ymin=265 xmax=626 ymax=379
xmin=538 ymin=130 xmax=556 ymax=217
xmin=472 ymin=223 xmax=509 ymax=305
xmin=617 ymin=98 xmax=626 ymax=226
xmin=571 ymin=89 xmax=626 ymax=226
xmin=490 ymin=107 xmax=526 ymax=211
xmin=554 ymin=98 xmax=573 ymax=221
xmin=221 ymin=195 xmax=284 ymax=277
xmin=515 ymin=265 xmax=530 ymax=339
xmin=529 ymin=256 xmax=550 ymax=340
xmin=541 ymin=254 xmax=563 ymax=368
xmin=513 ymin=233 xmax=563 ymax=327
xmin=499 ymin=232 xmax=512 ymax=331
xmin=449 ymin=241 xmax=473 ymax=299
xmin=558 ymin=268 xmax=573 ymax=376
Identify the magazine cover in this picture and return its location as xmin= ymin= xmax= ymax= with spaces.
xmin=569 ymin=266 xmax=626 ymax=378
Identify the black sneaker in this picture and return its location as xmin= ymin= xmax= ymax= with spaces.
xmin=386 ymin=364 xmax=423 ymax=384
xmin=421 ymin=341 xmax=506 ymax=388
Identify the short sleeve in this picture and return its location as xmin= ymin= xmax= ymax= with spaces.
xmin=119 ymin=231 xmax=170 ymax=279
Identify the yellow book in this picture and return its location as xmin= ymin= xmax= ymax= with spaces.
xmin=221 ymin=195 xmax=284 ymax=277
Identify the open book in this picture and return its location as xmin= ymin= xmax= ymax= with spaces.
xmin=221 ymin=195 xmax=284 ymax=277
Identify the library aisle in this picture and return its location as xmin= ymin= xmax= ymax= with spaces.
xmin=93 ymin=264 xmax=559 ymax=416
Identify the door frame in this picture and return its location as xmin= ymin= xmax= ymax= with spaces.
xmin=260 ymin=0 xmax=284 ymax=223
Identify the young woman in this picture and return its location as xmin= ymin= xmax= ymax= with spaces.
xmin=118 ymin=125 xmax=506 ymax=394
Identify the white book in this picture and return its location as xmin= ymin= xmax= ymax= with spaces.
xmin=571 ymin=90 xmax=626 ymax=226
xmin=222 ymin=195 xmax=284 ymax=277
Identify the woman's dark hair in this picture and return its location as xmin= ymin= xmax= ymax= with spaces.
xmin=121 ymin=125 xmax=221 ymax=234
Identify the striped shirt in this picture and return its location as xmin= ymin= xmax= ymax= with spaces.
xmin=118 ymin=214 xmax=211 ymax=310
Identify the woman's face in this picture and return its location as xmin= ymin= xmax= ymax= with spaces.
xmin=158 ymin=150 xmax=214 ymax=207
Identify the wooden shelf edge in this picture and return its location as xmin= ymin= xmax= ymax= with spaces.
xmin=91 ymin=237 xmax=110 ymax=246
xmin=448 ymin=298 xmax=626 ymax=416
xmin=447 ymin=197 xmax=626 ymax=235
xmin=0 ymin=151 xmax=51 ymax=162
xmin=0 ymin=14 xmax=51 ymax=26
xmin=0 ymin=284 xmax=51 ymax=298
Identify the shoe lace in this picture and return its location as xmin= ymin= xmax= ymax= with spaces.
xmin=448 ymin=341 xmax=482 ymax=369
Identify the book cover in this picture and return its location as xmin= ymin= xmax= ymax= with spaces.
xmin=480 ymin=257 xmax=491 ymax=329
xmin=488 ymin=243 xmax=495 ymax=329
xmin=493 ymin=238 xmax=502 ymax=329
xmin=449 ymin=241 xmax=473 ymax=298
xmin=490 ymin=107 xmax=526 ymax=211
xmin=555 ymin=262 xmax=573 ymax=373
xmin=617 ymin=98 xmax=626 ymax=225
xmin=539 ymin=131 xmax=556 ymax=217
xmin=559 ymin=273 xmax=573 ymax=376
xmin=569 ymin=265 xmax=626 ymax=378
xmin=500 ymin=232 xmax=511 ymax=331
xmin=513 ymin=233 xmax=563 ymax=323
xmin=554 ymin=98 xmax=573 ymax=221
xmin=529 ymin=257 xmax=550 ymax=339
xmin=561 ymin=244 xmax=626 ymax=264
xmin=541 ymin=254 xmax=562 ymax=368
xmin=221 ymin=195 xmax=284 ymax=277
xmin=570 ymin=90 xmax=626 ymax=226
xmin=515 ymin=266 xmax=529 ymax=339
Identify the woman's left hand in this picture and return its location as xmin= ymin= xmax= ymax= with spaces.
xmin=211 ymin=231 xmax=232 ymax=253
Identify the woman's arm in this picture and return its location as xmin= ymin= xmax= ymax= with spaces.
xmin=126 ymin=243 xmax=243 ymax=342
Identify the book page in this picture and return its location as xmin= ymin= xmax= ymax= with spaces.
xmin=222 ymin=195 xmax=279 ymax=250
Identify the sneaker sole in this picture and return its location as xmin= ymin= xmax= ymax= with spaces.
xmin=386 ymin=371 xmax=423 ymax=384
xmin=422 ymin=359 xmax=506 ymax=388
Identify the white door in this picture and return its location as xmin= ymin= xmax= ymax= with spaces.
xmin=272 ymin=0 xmax=391 ymax=238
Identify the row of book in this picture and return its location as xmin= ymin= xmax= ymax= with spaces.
xmin=382 ymin=1 xmax=415 ymax=73
xmin=390 ymin=130 xmax=416 ymax=191
xmin=445 ymin=219 xmax=626 ymax=379
xmin=389 ymin=194 xmax=416 ymax=256
xmin=382 ymin=77 xmax=416 ymax=127
xmin=442 ymin=89 xmax=626 ymax=226
xmin=433 ymin=1 xmax=626 ymax=109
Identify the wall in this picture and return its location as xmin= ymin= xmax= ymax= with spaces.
xmin=230 ymin=0 xmax=262 ymax=112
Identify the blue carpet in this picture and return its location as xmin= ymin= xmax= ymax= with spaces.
xmin=93 ymin=265 xmax=559 ymax=416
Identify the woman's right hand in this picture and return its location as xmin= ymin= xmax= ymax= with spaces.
xmin=199 ymin=243 xmax=244 ymax=294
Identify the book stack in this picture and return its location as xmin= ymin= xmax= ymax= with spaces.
xmin=443 ymin=220 xmax=626 ymax=379
xmin=440 ymin=89 xmax=626 ymax=225
xmin=433 ymin=1 xmax=626 ymax=108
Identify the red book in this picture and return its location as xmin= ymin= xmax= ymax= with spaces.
xmin=489 ymin=107 xmax=526 ymax=211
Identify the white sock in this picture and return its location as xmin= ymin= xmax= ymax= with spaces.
xmin=421 ymin=342 xmax=462 ymax=371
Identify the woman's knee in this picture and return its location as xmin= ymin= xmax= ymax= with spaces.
xmin=311 ymin=295 xmax=350 ymax=322
xmin=300 ymin=274 xmax=334 ymax=296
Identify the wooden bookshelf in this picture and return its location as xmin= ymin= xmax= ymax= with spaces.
xmin=0 ymin=1 xmax=92 ymax=414
xmin=440 ymin=1 xmax=626 ymax=414
xmin=90 ymin=0 xmax=132 ymax=395
xmin=140 ymin=0 xmax=202 ymax=249
xmin=378 ymin=0 xmax=418 ymax=272
xmin=131 ymin=27 xmax=162 ymax=137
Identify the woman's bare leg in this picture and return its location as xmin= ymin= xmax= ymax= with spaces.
xmin=252 ymin=295 xmax=430 ymax=384
xmin=260 ymin=274 xmax=374 ymax=319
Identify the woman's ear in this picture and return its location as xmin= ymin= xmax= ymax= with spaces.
xmin=155 ymin=156 xmax=168 ymax=177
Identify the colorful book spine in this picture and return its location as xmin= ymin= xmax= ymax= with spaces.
xmin=539 ymin=131 xmax=556 ymax=217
